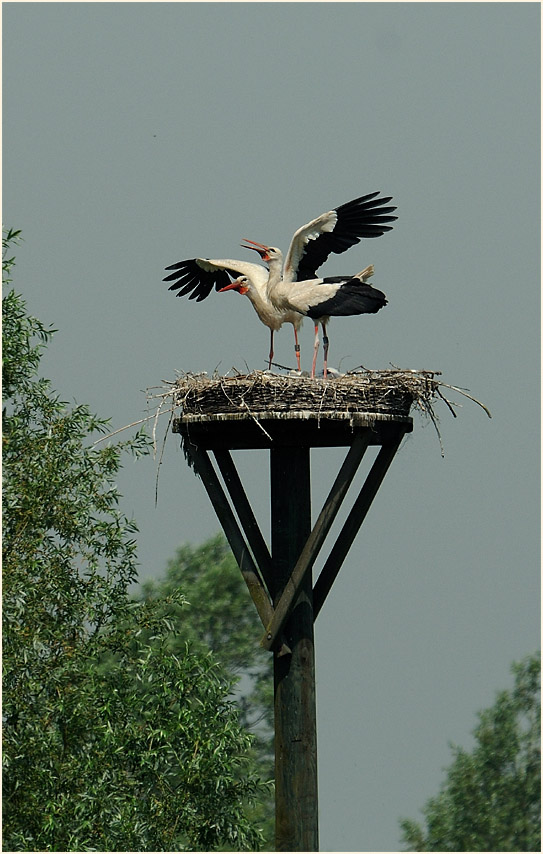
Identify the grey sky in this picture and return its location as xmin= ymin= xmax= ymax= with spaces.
xmin=3 ymin=2 xmax=540 ymax=850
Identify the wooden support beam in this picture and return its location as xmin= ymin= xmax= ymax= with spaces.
xmin=213 ymin=449 xmax=276 ymax=596
xmin=313 ymin=432 xmax=406 ymax=618
xmin=271 ymin=446 xmax=319 ymax=852
xmin=179 ymin=410 xmax=411 ymax=853
xmin=184 ymin=443 xmax=274 ymax=630
xmin=175 ymin=412 xmax=413 ymax=450
xmin=261 ymin=430 xmax=371 ymax=651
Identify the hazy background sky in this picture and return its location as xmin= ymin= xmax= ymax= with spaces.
xmin=3 ymin=2 xmax=540 ymax=850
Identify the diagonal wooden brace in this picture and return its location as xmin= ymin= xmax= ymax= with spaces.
xmin=213 ymin=449 xmax=276 ymax=596
xmin=185 ymin=442 xmax=274 ymax=630
xmin=313 ymin=431 xmax=407 ymax=618
xmin=261 ymin=430 xmax=371 ymax=651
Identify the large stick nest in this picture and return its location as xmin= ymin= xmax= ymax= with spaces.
xmin=94 ymin=370 xmax=490 ymax=500
xmin=124 ymin=370 xmax=491 ymax=480
xmin=172 ymin=369 xmax=439 ymax=422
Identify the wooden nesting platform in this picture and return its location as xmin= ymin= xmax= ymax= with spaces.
xmin=172 ymin=370 xmax=440 ymax=449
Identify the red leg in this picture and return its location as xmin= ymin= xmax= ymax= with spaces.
xmin=311 ymin=323 xmax=319 ymax=378
xmin=294 ymin=326 xmax=301 ymax=371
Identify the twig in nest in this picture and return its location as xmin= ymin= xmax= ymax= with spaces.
xmin=155 ymin=406 xmax=176 ymax=506
xmin=91 ymin=409 xmax=175 ymax=446
xmin=270 ymin=359 xmax=299 ymax=372
xmin=436 ymin=381 xmax=492 ymax=418
xmin=418 ymin=395 xmax=445 ymax=458
xmin=218 ymin=375 xmax=274 ymax=442
xmin=436 ymin=387 xmax=458 ymax=419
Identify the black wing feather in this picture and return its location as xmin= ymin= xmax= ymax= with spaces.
xmin=297 ymin=192 xmax=397 ymax=280
xmin=163 ymin=259 xmax=235 ymax=302
xmin=305 ymin=281 xmax=387 ymax=319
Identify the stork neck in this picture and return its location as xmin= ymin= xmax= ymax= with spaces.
xmin=265 ymin=256 xmax=283 ymax=298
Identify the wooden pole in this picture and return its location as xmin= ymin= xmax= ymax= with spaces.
xmin=270 ymin=445 xmax=318 ymax=852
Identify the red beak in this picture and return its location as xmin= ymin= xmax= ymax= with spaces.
xmin=218 ymin=281 xmax=248 ymax=295
xmin=241 ymin=237 xmax=269 ymax=250
xmin=240 ymin=237 xmax=270 ymax=259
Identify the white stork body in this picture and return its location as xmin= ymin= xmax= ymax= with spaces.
xmin=223 ymin=265 xmax=384 ymax=377
xmin=275 ymin=264 xmax=385 ymax=377
xmin=163 ymin=257 xmax=302 ymax=369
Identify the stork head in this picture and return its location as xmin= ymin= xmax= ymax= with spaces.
xmin=241 ymin=238 xmax=282 ymax=265
xmin=218 ymin=276 xmax=250 ymax=296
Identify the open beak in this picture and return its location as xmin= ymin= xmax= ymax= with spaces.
xmin=240 ymin=237 xmax=270 ymax=258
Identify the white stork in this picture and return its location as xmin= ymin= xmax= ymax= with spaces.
xmin=163 ymin=258 xmax=303 ymax=369
xmin=222 ymin=265 xmax=385 ymax=378
xmin=240 ymin=191 xmax=395 ymax=376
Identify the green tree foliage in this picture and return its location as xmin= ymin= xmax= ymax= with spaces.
xmin=2 ymin=230 xmax=266 ymax=851
xmin=139 ymin=535 xmax=275 ymax=848
xmin=400 ymin=652 xmax=541 ymax=852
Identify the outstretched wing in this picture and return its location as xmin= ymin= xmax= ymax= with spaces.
xmin=163 ymin=258 xmax=267 ymax=302
xmin=284 ymin=192 xmax=397 ymax=282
